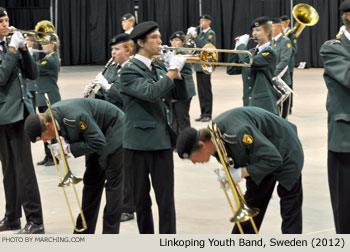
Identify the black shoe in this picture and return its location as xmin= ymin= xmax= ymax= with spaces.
xmin=44 ymin=158 xmax=55 ymax=166
xmin=37 ymin=156 xmax=48 ymax=165
xmin=195 ymin=116 xmax=203 ymax=122
xmin=200 ymin=116 xmax=211 ymax=122
xmin=0 ymin=217 xmax=21 ymax=232
xmin=120 ymin=213 xmax=134 ymax=222
xmin=17 ymin=222 xmax=45 ymax=234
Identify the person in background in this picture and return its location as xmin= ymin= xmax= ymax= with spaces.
xmin=121 ymin=13 xmax=135 ymax=34
xmin=169 ymin=31 xmax=196 ymax=133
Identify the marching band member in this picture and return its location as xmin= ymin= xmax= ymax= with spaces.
xmin=24 ymin=98 xmax=125 ymax=234
xmin=227 ymin=16 xmax=278 ymax=115
xmin=119 ymin=21 xmax=187 ymax=233
xmin=271 ymin=17 xmax=292 ymax=119
xmin=36 ymin=36 xmax=61 ymax=166
xmin=121 ymin=13 xmax=135 ymax=34
xmin=176 ymin=106 xmax=304 ymax=233
xmin=280 ymin=15 xmax=297 ymax=115
xmin=320 ymin=0 xmax=350 ymax=234
xmin=0 ymin=7 xmax=44 ymax=234
xmin=169 ymin=31 xmax=196 ymax=133
xmin=188 ymin=14 xmax=216 ymax=122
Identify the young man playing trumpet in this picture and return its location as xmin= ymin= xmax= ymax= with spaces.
xmin=176 ymin=107 xmax=304 ymax=233
xmin=0 ymin=7 xmax=44 ymax=234
xmin=24 ymin=98 xmax=125 ymax=234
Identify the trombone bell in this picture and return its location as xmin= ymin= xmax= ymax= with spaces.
xmin=58 ymin=170 xmax=83 ymax=187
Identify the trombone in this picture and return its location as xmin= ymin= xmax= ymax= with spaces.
xmin=158 ymin=43 xmax=253 ymax=74
xmin=208 ymin=121 xmax=259 ymax=234
xmin=44 ymin=93 xmax=87 ymax=232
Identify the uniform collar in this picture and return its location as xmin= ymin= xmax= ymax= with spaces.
xmin=202 ymin=27 xmax=210 ymax=33
xmin=256 ymin=41 xmax=270 ymax=54
xmin=134 ymin=54 xmax=152 ymax=71
xmin=125 ymin=28 xmax=133 ymax=34
xmin=273 ymin=33 xmax=282 ymax=42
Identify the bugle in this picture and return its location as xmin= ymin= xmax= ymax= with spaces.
xmin=44 ymin=93 xmax=87 ymax=232
xmin=9 ymin=20 xmax=59 ymax=45
xmin=158 ymin=44 xmax=253 ymax=74
xmin=208 ymin=121 xmax=259 ymax=234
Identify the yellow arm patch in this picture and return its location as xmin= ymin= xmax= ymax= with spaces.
xmin=293 ymin=39 xmax=297 ymax=44
xmin=41 ymin=60 xmax=47 ymax=65
xmin=261 ymin=52 xmax=270 ymax=56
xmin=242 ymin=134 xmax=253 ymax=144
xmin=79 ymin=121 xmax=87 ymax=130
xmin=208 ymin=34 xmax=213 ymax=39
xmin=287 ymin=43 xmax=291 ymax=48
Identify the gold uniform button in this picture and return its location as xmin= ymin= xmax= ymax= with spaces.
xmin=162 ymin=98 xmax=166 ymax=102
xmin=249 ymin=96 xmax=252 ymax=99
xmin=247 ymin=77 xmax=251 ymax=80
xmin=160 ymin=75 xmax=163 ymax=79
xmin=248 ymin=87 xmax=251 ymax=90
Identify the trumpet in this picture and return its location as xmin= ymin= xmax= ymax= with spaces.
xmin=9 ymin=20 xmax=60 ymax=45
xmin=83 ymin=57 xmax=114 ymax=98
xmin=158 ymin=44 xmax=253 ymax=74
xmin=44 ymin=93 xmax=87 ymax=232
xmin=209 ymin=121 xmax=259 ymax=234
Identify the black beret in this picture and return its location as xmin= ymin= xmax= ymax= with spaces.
xmin=109 ymin=33 xmax=130 ymax=46
xmin=24 ymin=114 xmax=42 ymax=143
xmin=0 ymin=7 xmax=8 ymax=18
xmin=280 ymin=15 xmax=290 ymax=21
xmin=170 ymin=31 xmax=186 ymax=41
xmin=250 ymin=16 xmax=271 ymax=29
xmin=121 ymin=13 xmax=134 ymax=21
xmin=199 ymin=14 xmax=212 ymax=20
xmin=130 ymin=21 xmax=158 ymax=41
xmin=340 ymin=0 xmax=350 ymax=13
xmin=176 ymin=127 xmax=199 ymax=159
xmin=271 ymin=18 xmax=282 ymax=24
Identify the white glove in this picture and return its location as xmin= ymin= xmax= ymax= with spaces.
xmin=83 ymin=83 xmax=94 ymax=97
xmin=49 ymin=137 xmax=71 ymax=159
xmin=237 ymin=34 xmax=250 ymax=47
xmin=187 ymin=27 xmax=197 ymax=37
xmin=217 ymin=167 xmax=243 ymax=190
xmin=94 ymin=73 xmax=111 ymax=90
xmin=9 ymin=31 xmax=26 ymax=50
xmin=168 ymin=55 xmax=186 ymax=71
xmin=164 ymin=50 xmax=175 ymax=69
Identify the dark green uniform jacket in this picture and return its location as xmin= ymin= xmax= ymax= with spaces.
xmin=0 ymin=47 xmax=38 ymax=124
xmin=95 ymin=62 xmax=124 ymax=110
xmin=193 ymin=28 xmax=216 ymax=72
xmin=227 ymin=43 xmax=278 ymax=115
xmin=213 ymin=106 xmax=303 ymax=190
xmin=320 ymin=33 xmax=350 ymax=152
xmin=285 ymin=28 xmax=298 ymax=74
xmin=119 ymin=57 xmax=187 ymax=150
xmin=176 ymin=50 xmax=196 ymax=99
xmin=273 ymin=35 xmax=292 ymax=85
xmin=26 ymin=50 xmax=39 ymax=92
xmin=50 ymin=98 xmax=124 ymax=167
xmin=36 ymin=52 xmax=61 ymax=107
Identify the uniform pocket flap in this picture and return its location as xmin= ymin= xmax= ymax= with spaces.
xmin=334 ymin=113 xmax=350 ymax=122
xmin=133 ymin=121 xmax=156 ymax=129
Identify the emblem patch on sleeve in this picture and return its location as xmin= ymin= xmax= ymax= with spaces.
xmin=208 ymin=34 xmax=213 ymax=39
xmin=293 ymin=39 xmax=297 ymax=44
xmin=287 ymin=43 xmax=291 ymax=48
xmin=79 ymin=121 xmax=87 ymax=130
xmin=41 ymin=60 xmax=47 ymax=65
xmin=242 ymin=134 xmax=253 ymax=144
xmin=261 ymin=52 xmax=270 ymax=56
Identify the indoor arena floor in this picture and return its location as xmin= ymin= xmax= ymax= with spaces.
xmin=0 ymin=66 xmax=334 ymax=234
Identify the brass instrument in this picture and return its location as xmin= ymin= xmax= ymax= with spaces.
xmin=185 ymin=25 xmax=201 ymax=47
xmin=284 ymin=3 xmax=319 ymax=38
xmin=44 ymin=93 xmax=87 ymax=232
xmin=208 ymin=121 xmax=259 ymax=234
xmin=158 ymin=44 xmax=253 ymax=74
xmin=272 ymin=65 xmax=295 ymax=107
xmin=9 ymin=20 xmax=59 ymax=45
